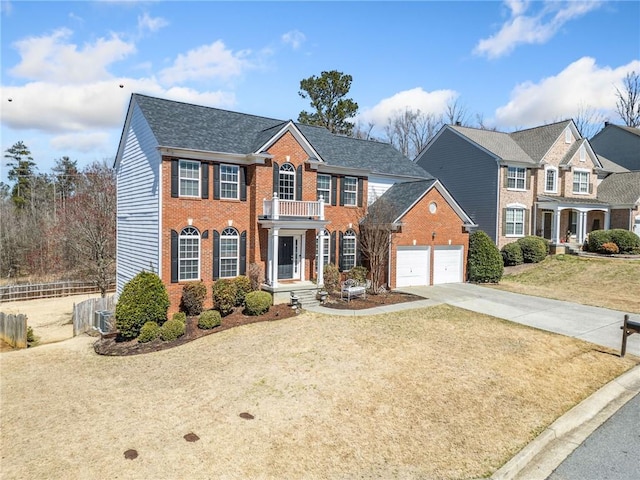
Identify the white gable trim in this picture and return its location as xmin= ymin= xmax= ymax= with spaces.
xmin=255 ymin=121 xmax=323 ymax=162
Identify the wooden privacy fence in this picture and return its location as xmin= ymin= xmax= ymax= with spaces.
xmin=73 ymin=296 xmax=116 ymax=336
xmin=0 ymin=281 xmax=115 ymax=303
xmin=0 ymin=312 xmax=27 ymax=348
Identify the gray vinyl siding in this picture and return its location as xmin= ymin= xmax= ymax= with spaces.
xmin=590 ymin=126 xmax=640 ymax=171
xmin=115 ymin=102 xmax=161 ymax=295
xmin=416 ymin=128 xmax=499 ymax=241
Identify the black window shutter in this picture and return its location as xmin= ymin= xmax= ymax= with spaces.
xmin=240 ymin=167 xmax=247 ymax=201
xmin=201 ymin=163 xmax=209 ymax=199
xmin=240 ymin=231 xmax=247 ymax=275
xmin=331 ymin=176 xmax=337 ymax=206
xmin=201 ymin=230 xmax=209 ymax=239
xmin=171 ymin=229 xmax=178 ymax=283
xmin=171 ymin=160 xmax=179 ymax=198
xmin=339 ymin=177 xmax=345 ymax=206
xmin=330 ymin=231 xmax=336 ymax=265
xmin=503 ymin=167 xmax=509 ymax=188
xmin=525 ymin=169 xmax=531 ymax=190
xmin=588 ymin=182 xmax=593 ymax=194
xmin=213 ymin=230 xmax=220 ymax=280
xmin=357 ymin=178 xmax=364 ymax=207
xmin=272 ymin=162 xmax=279 ymax=196
xmin=356 ymin=234 xmax=362 ymax=265
xmin=524 ymin=210 xmax=530 ymax=235
xmin=296 ymin=165 xmax=303 ymax=200
xmin=213 ymin=164 xmax=220 ymax=200
xmin=502 ymin=208 xmax=507 ymax=236
xmin=338 ymin=231 xmax=344 ymax=271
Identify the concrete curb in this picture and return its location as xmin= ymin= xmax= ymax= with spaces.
xmin=491 ymin=364 xmax=640 ymax=480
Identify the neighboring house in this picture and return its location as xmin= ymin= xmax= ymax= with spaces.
xmin=415 ymin=120 xmax=614 ymax=248
xmin=597 ymin=172 xmax=640 ymax=236
xmin=590 ymin=123 xmax=640 ymax=172
xmin=114 ymin=94 xmax=473 ymax=312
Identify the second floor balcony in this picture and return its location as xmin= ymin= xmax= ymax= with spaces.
xmin=262 ymin=193 xmax=325 ymax=221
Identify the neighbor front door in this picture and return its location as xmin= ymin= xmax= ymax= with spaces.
xmin=278 ymin=236 xmax=294 ymax=279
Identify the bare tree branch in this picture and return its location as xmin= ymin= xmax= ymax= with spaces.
xmin=615 ymin=70 xmax=640 ymax=128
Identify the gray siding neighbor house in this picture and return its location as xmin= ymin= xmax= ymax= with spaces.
xmin=590 ymin=124 xmax=640 ymax=172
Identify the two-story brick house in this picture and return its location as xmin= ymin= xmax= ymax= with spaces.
xmin=415 ymin=120 xmax=613 ymax=248
xmin=114 ymin=94 xmax=474 ymax=312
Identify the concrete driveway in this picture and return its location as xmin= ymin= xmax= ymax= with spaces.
xmin=400 ymin=283 xmax=640 ymax=357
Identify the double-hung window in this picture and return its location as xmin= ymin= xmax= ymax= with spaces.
xmin=544 ymin=167 xmax=557 ymax=193
xmin=279 ymin=163 xmax=295 ymax=200
xmin=505 ymin=208 xmax=525 ymax=236
xmin=573 ymin=171 xmax=590 ymax=194
xmin=179 ymin=160 xmax=200 ymax=197
xmin=219 ymin=227 xmax=239 ymax=278
xmin=507 ymin=167 xmax=526 ymax=190
xmin=179 ymin=227 xmax=200 ymax=280
xmin=343 ymin=177 xmax=358 ymax=206
xmin=317 ymin=174 xmax=331 ymax=202
xmin=342 ymin=229 xmax=357 ymax=270
xmin=220 ymin=165 xmax=239 ymax=199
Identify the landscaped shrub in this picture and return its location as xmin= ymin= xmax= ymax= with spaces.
xmin=115 ymin=271 xmax=170 ymax=339
xmin=586 ymin=230 xmax=610 ymax=253
xmin=26 ymin=326 xmax=37 ymax=347
xmin=172 ymin=312 xmax=187 ymax=323
xmin=247 ymin=263 xmax=264 ymax=291
xmin=517 ymin=236 xmax=548 ymax=263
xmin=600 ymin=242 xmax=619 ymax=254
xmin=609 ymin=229 xmax=640 ymax=253
xmin=244 ymin=291 xmax=272 ymax=316
xmin=180 ymin=282 xmax=207 ymax=316
xmin=198 ymin=310 xmax=221 ymax=329
xmin=345 ymin=265 xmax=368 ymax=284
xmin=323 ymin=263 xmax=340 ymax=293
xmin=468 ymin=230 xmax=503 ymax=283
xmin=212 ymin=279 xmax=238 ymax=316
xmin=138 ymin=321 xmax=161 ymax=343
xmin=233 ymin=275 xmax=253 ymax=306
xmin=501 ymin=242 xmax=524 ymax=266
xmin=160 ymin=318 xmax=186 ymax=341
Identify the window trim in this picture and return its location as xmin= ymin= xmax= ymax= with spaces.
xmin=342 ymin=229 xmax=357 ymax=270
xmin=317 ymin=174 xmax=331 ymax=203
xmin=179 ymin=226 xmax=200 ymax=281
xmin=505 ymin=206 xmax=526 ymax=237
xmin=507 ymin=166 xmax=526 ymax=190
xmin=179 ymin=159 xmax=201 ymax=198
xmin=219 ymin=164 xmax=239 ymax=200
xmin=572 ymin=169 xmax=590 ymax=195
xmin=544 ymin=166 xmax=558 ymax=193
xmin=219 ymin=227 xmax=239 ymax=278
xmin=343 ymin=176 xmax=358 ymax=206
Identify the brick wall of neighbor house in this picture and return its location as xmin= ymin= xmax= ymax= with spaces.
xmin=388 ymin=187 xmax=469 ymax=289
xmin=497 ymin=166 xmax=536 ymax=249
xmin=610 ymin=209 xmax=632 ymax=230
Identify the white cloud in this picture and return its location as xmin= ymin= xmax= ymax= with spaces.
xmin=494 ymin=57 xmax=640 ymax=128
xmin=356 ymin=87 xmax=458 ymax=129
xmin=51 ymin=132 xmax=110 ymax=153
xmin=138 ymin=12 xmax=168 ymax=33
xmin=474 ymin=1 xmax=602 ymax=59
xmin=281 ymin=30 xmax=306 ymax=50
xmin=158 ymin=40 xmax=254 ymax=84
xmin=9 ymin=28 xmax=136 ymax=83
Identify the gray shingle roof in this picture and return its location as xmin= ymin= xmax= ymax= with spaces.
xmin=537 ymin=195 xmax=610 ymax=206
xmin=133 ymin=94 xmax=429 ymax=179
xmin=597 ymin=172 xmax=640 ymax=205
xmin=597 ymin=155 xmax=629 ymax=173
xmin=365 ymin=179 xmax=437 ymax=224
xmin=509 ymin=120 xmax=572 ymax=162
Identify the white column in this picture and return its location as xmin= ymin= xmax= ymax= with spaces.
xmin=319 ymin=195 xmax=325 ymax=220
xmin=604 ymin=209 xmax=611 ymax=230
xmin=580 ymin=211 xmax=588 ymax=244
xmin=271 ymin=228 xmax=279 ymax=288
xmin=554 ymin=209 xmax=562 ymax=244
xmin=317 ymin=230 xmax=325 ymax=287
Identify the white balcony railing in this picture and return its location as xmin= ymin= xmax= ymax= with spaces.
xmin=263 ymin=193 xmax=325 ymax=220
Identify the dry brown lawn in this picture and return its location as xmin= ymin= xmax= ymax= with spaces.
xmin=496 ymin=255 xmax=640 ymax=313
xmin=1 ymin=304 xmax=636 ymax=480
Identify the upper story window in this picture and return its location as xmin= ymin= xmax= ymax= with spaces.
xmin=179 ymin=160 xmax=200 ymax=197
xmin=220 ymin=164 xmax=239 ymax=199
xmin=507 ymin=166 xmax=526 ymax=190
xmin=317 ymin=174 xmax=331 ymax=203
xmin=565 ymin=128 xmax=572 ymax=144
xmin=573 ymin=170 xmax=590 ymax=194
xmin=505 ymin=208 xmax=525 ymax=237
xmin=544 ymin=167 xmax=557 ymax=193
xmin=279 ymin=163 xmax=295 ymax=200
xmin=342 ymin=229 xmax=357 ymax=270
xmin=343 ymin=177 xmax=358 ymax=206
xmin=219 ymin=227 xmax=239 ymax=278
xmin=179 ymin=226 xmax=200 ymax=281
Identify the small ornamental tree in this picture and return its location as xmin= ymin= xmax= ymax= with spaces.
xmin=115 ymin=271 xmax=170 ymax=339
xmin=467 ymin=230 xmax=503 ymax=283
xmin=212 ymin=279 xmax=237 ymax=316
xmin=180 ymin=282 xmax=207 ymax=316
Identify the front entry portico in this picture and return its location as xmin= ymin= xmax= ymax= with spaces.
xmin=536 ymin=196 xmax=610 ymax=245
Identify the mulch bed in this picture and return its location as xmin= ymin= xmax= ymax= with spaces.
xmin=93 ymin=291 xmax=423 ymax=356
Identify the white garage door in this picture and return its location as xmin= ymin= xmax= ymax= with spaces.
xmin=396 ymin=246 xmax=430 ymax=287
xmin=433 ymin=246 xmax=463 ymax=284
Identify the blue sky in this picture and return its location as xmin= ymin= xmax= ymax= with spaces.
xmin=1 ymin=0 xmax=639 ymax=180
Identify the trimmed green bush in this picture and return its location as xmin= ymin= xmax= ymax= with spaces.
xmin=517 ymin=236 xmax=548 ymax=263
xmin=501 ymin=242 xmax=524 ymax=266
xmin=180 ymin=282 xmax=207 ymax=316
xmin=609 ymin=229 xmax=640 ymax=253
xmin=212 ymin=279 xmax=237 ymax=316
xmin=468 ymin=230 xmax=503 ymax=283
xmin=601 ymin=242 xmax=619 ymax=254
xmin=244 ymin=291 xmax=272 ymax=316
xmin=198 ymin=310 xmax=221 ymax=329
xmin=323 ymin=263 xmax=340 ymax=293
xmin=160 ymin=318 xmax=186 ymax=341
xmin=115 ymin=271 xmax=170 ymax=339
xmin=172 ymin=312 xmax=187 ymax=323
xmin=138 ymin=321 xmax=161 ymax=343
xmin=345 ymin=265 xmax=368 ymax=284
xmin=233 ymin=275 xmax=253 ymax=306
xmin=586 ymin=230 xmax=610 ymax=253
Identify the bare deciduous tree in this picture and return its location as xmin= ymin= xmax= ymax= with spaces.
xmin=573 ymin=103 xmax=605 ymax=139
xmin=615 ymin=70 xmax=640 ymax=128
xmin=384 ymin=108 xmax=443 ymax=160
xmin=444 ymin=98 xmax=469 ymax=126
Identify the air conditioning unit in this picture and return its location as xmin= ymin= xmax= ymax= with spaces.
xmin=94 ymin=310 xmax=114 ymax=334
